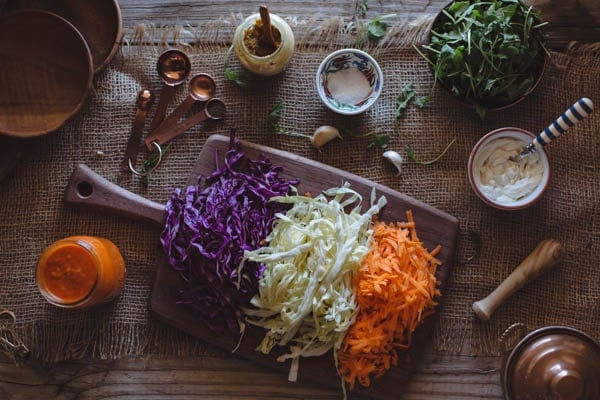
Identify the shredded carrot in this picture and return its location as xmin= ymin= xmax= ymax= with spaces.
xmin=338 ymin=210 xmax=441 ymax=390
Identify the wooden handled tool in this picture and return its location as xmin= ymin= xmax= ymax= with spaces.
xmin=472 ymin=239 xmax=564 ymax=321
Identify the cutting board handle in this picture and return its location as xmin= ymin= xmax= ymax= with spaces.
xmin=64 ymin=164 xmax=165 ymax=226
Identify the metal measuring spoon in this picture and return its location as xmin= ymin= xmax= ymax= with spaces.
xmin=146 ymin=73 xmax=216 ymax=144
xmin=145 ymin=98 xmax=226 ymax=148
xmin=121 ymin=89 xmax=154 ymax=171
xmin=148 ymin=48 xmax=191 ymax=131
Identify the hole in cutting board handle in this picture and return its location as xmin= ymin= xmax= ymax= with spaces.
xmin=76 ymin=181 xmax=93 ymax=198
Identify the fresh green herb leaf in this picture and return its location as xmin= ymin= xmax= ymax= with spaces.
xmin=268 ymin=100 xmax=284 ymax=129
xmin=414 ymin=95 xmax=430 ymax=108
xmin=268 ymin=101 xmax=311 ymax=139
xmin=356 ymin=14 xmax=396 ymax=45
xmin=139 ymin=144 xmax=172 ymax=185
xmin=396 ymin=83 xmax=416 ymax=117
xmin=367 ymin=16 xmax=388 ymax=39
xmin=342 ymin=128 xmax=388 ymax=150
xmin=405 ymin=138 xmax=456 ymax=165
xmin=358 ymin=0 xmax=368 ymax=18
xmin=224 ymin=45 xmax=251 ymax=89
xmin=367 ymin=134 xmax=389 ymax=150
xmin=418 ymin=0 xmax=548 ymax=118
xmin=395 ymin=83 xmax=430 ymax=116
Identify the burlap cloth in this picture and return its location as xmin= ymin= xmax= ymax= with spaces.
xmin=1 ymin=17 xmax=598 ymax=363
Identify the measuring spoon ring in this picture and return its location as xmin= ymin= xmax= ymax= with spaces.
xmin=147 ymin=48 xmax=191 ymax=132
xmin=145 ymin=98 xmax=226 ymax=148
xmin=149 ymin=73 xmax=216 ymax=137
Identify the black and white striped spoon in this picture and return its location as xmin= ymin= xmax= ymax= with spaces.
xmin=518 ymin=97 xmax=593 ymax=159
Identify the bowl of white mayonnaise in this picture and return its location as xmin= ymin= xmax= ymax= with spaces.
xmin=468 ymin=127 xmax=551 ymax=210
xmin=316 ymin=48 xmax=383 ymax=115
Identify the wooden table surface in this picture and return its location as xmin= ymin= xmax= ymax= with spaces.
xmin=1 ymin=1 xmax=599 ymax=399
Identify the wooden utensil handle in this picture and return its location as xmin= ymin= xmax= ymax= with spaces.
xmin=64 ymin=164 xmax=165 ymax=226
xmin=472 ymin=239 xmax=563 ymax=321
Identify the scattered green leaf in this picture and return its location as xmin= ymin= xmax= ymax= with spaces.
xmin=405 ymin=138 xmax=456 ymax=165
xmin=367 ymin=16 xmax=388 ymax=40
xmin=395 ymin=83 xmax=430 ymax=117
xmin=342 ymin=128 xmax=388 ymax=150
xmin=413 ymin=95 xmax=430 ymax=108
xmin=355 ymin=14 xmax=396 ymax=46
xmin=367 ymin=134 xmax=389 ymax=150
xmin=357 ymin=0 xmax=368 ymax=18
xmin=267 ymin=101 xmax=311 ymax=139
xmin=396 ymin=83 xmax=416 ymax=117
xmin=224 ymin=45 xmax=251 ymax=89
xmin=138 ymin=143 xmax=172 ymax=185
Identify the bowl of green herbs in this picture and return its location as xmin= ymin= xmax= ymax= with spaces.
xmin=419 ymin=0 xmax=549 ymax=119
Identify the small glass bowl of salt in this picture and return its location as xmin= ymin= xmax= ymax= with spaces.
xmin=316 ymin=48 xmax=383 ymax=115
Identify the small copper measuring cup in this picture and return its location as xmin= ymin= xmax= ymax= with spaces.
xmin=147 ymin=48 xmax=191 ymax=131
xmin=145 ymin=97 xmax=226 ymax=149
xmin=148 ymin=73 xmax=216 ymax=137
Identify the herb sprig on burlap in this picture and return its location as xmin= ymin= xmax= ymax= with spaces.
xmin=416 ymin=0 xmax=548 ymax=119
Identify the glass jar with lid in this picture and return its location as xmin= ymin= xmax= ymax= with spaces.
xmin=36 ymin=236 xmax=126 ymax=309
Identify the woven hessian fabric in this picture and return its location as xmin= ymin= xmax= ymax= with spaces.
xmin=1 ymin=19 xmax=599 ymax=362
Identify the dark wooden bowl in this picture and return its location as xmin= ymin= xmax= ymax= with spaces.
xmin=2 ymin=0 xmax=123 ymax=74
xmin=0 ymin=10 xmax=94 ymax=138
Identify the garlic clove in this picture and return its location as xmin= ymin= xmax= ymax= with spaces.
xmin=312 ymin=125 xmax=341 ymax=149
xmin=383 ymin=150 xmax=403 ymax=175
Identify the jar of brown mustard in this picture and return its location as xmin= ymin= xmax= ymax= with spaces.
xmin=232 ymin=11 xmax=295 ymax=76
xmin=36 ymin=236 xmax=126 ymax=309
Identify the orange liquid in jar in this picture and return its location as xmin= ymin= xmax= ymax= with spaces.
xmin=37 ymin=236 xmax=126 ymax=309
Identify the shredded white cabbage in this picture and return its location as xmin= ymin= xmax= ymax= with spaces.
xmin=241 ymin=183 xmax=387 ymax=380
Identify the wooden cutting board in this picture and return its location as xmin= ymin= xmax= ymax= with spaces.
xmin=149 ymin=135 xmax=459 ymax=399
xmin=65 ymin=134 xmax=459 ymax=399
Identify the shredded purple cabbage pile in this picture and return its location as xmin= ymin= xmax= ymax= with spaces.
xmin=160 ymin=137 xmax=299 ymax=334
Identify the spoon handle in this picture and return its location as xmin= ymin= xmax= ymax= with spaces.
xmin=144 ymin=98 xmax=226 ymax=148
xmin=145 ymin=109 xmax=210 ymax=148
xmin=520 ymin=97 xmax=593 ymax=157
xmin=121 ymin=90 xmax=153 ymax=171
xmin=148 ymin=84 xmax=175 ymax=132
xmin=146 ymin=95 xmax=196 ymax=142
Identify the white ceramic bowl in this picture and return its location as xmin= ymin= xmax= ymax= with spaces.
xmin=316 ymin=48 xmax=383 ymax=115
xmin=468 ymin=127 xmax=551 ymax=210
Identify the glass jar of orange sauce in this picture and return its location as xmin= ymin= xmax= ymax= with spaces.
xmin=36 ymin=236 xmax=126 ymax=309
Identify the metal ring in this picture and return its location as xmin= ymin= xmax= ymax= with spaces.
xmin=128 ymin=141 xmax=163 ymax=177
xmin=0 ymin=310 xmax=16 ymax=328
xmin=498 ymin=322 xmax=527 ymax=354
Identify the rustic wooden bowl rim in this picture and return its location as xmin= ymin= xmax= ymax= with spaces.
xmin=0 ymin=9 xmax=94 ymax=138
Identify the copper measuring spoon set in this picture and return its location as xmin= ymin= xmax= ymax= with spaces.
xmin=121 ymin=48 xmax=226 ymax=176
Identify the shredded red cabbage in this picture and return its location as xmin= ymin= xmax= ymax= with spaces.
xmin=160 ymin=135 xmax=299 ymax=334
